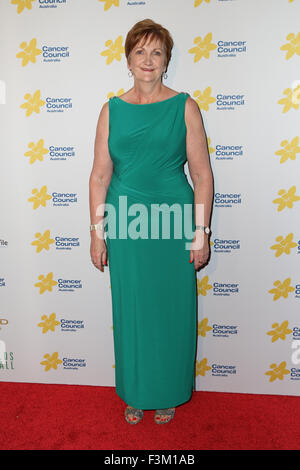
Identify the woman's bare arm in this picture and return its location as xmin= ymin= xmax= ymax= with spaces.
xmin=89 ymin=101 xmax=114 ymax=271
xmin=185 ymin=96 xmax=214 ymax=232
xmin=89 ymin=101 xmax=114 ymax=235
xmin=185 ymin=96 xmax=214 ymax=267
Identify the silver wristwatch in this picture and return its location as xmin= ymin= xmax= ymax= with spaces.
xmin=195 ymin=224 xmax=211 ymax=235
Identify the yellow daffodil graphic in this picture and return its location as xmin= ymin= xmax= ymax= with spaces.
xmin=270 ymin=233 xmax=297 ymax=257
xmin=198 ymin=318 xmax=212 ymax=337
xmin=280 ymin=32 xmax=300 ymax=60
xmin=38 ymin=313 xmax=60 ymax=334
xmin=193 ymin=87 xmax=216 ymax=111
xmin=195 ymin=0 xmax=211 ymax=6
xmin=16 ymin=38 xmax=42 ymax=66
xmin=20 ymin=89 xmax=46 ymax=116
xmin=98 ymin=0 xmax=119 ymax=10
xmin=268 ymin=278 xmax=295 ymax=301
xmin=100 ymin=36 xmax=124 ymax=65
xmin=25 ymin=139 xmax=49 ymax=164
xmin=28 ymin=185 xmax=52 ymax=209
xmin=31 ymin=230 xmax=55 ymax=253
xmin=197 ymin=275 xmax=213 ymax=296
xmin=275 ymin=137 xmax=300 ymax=163
xmin=107 ymin=88 xmax=125 ymax=100
xmin=188 ymin=33 xmax=217 ymax=62
xmin=40 ymin=352 xmax=62 ymax=372
xmin=207 ymin=137 xmax=215 ymax=155
xmin=34 ymin=272 xmax=58 ymax=294
xmin=112 ymin=364 xmax=115 ymax=368
xmin=267 ymin=321 xmax=292 ymax=343
xmin=196 ymin=358 xmax=211 ymax=377
xmin=278 ymin=85 xmax=300 ymax=112
xmin=11 ymin=0 xmax=36 ymax=14
xmin=273 ymin=185 xmax=300 ymax=211
xmin=265 ymin=361 xmax=290 ymax=382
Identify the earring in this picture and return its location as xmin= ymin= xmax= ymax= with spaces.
xmin=162 ymin=71 xmax=168 ymax=79
xmin=128 ymin=70 xmax=133 ymax=77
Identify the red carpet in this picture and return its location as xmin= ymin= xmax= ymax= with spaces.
xmin=0 ymin=382 xmax=299 ymax=450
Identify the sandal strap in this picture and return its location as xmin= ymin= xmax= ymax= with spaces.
xmin=155 ymin=408 xmax=175 ymax=416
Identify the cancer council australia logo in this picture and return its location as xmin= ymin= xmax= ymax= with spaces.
xmin=198 ymin=318 xmax=212 ymax=337
xmin=188 ymin=32 xmax=217 ymax=62
xmin=31 ymin=230 xmax=55 ymax=252
xmin=40 ymin=352 xmax=62 ymax=372
xmin=28 ymin=185 xmax=52 ymax=209
xmin=100 ymin=35 xmax=124 ymax=65
xmin=270 ymin=233 xmax=298 ymax=257
xmin=197 ymin=276 xmax=213 ymax=296
xmin=275 ymin=137 xmax=300 ymax=164
xmin=268 ymin=277 xmax=295 ymax=301
xmin=16 ymin=38 xmax=41 ymax=66
xmin=16 ymin=38 xmax=70 ymax=65
xmin=24 ymin=139 xmax=49 ymax=164
xmin=20 ymin=90 xmax=45 ymax=117
xmin=24 ymin=139 xmax=75 ymax=163
xmin=20 ymin=90 xmax=72 ymax=115
xmin=38 ymin=313 xmax=60 ymax=333
xmin=267 ymin=321 xmax=293 ymax=343
xmin=272 ymin=185 xmax=300 ymax=212
xmin=34 ymin=272 xmax=57 ymax=294
xmin=195 ymin=358 xmax=211 ymax=377
xmin=265 ymin=362 xmax=290 ymax=382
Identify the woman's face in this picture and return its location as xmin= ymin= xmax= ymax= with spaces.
xmin=128 ymin=36 xmax=166 ymax=83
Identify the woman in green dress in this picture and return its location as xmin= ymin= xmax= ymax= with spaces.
xmin=89 ymin=19 xmax=213 ymax=424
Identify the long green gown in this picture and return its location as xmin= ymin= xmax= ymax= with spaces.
xmin=105 ymin=92 xmax=197 ymax=410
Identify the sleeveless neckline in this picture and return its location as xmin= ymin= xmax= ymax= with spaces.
xmin=114 ymin=92 xmax=185 ymax=106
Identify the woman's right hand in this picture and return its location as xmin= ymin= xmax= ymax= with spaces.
xmin=90 ymin=235 xmax=108 ymax=272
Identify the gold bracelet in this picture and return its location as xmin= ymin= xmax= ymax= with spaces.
xmin=90 ymin=222 xmax=104 ymax=232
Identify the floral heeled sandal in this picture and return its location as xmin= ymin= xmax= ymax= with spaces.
xmin=154 ymin=407 xmax=176 ymax=424
xmin=125 ymin=406 xmax=144 ymax=424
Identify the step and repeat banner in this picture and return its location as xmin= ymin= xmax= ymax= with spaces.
xmin=0 ymin=0 xmax=300 ymax=396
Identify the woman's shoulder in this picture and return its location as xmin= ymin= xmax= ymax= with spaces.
xmin=184 ymin=93 xmax=199 ymax=110
xmin=184 ymin=93 xmax=203 ymax=130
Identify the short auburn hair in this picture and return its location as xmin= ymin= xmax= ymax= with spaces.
xmin=125 ymin=19 xmax=174 ymax=72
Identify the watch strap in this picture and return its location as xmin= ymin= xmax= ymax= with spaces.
xmin=195 ymin=225 xmax=211 ymax=234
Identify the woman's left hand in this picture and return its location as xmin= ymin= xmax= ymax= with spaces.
xmin=189 ymin=231 xmax=210 ymax=270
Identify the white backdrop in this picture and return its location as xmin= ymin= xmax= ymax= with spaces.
xmin=1 ymin=0 xmax=300 ymax=396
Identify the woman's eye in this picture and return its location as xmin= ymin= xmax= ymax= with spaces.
xmin=136 ymin=50 xmax=161 ymax=55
